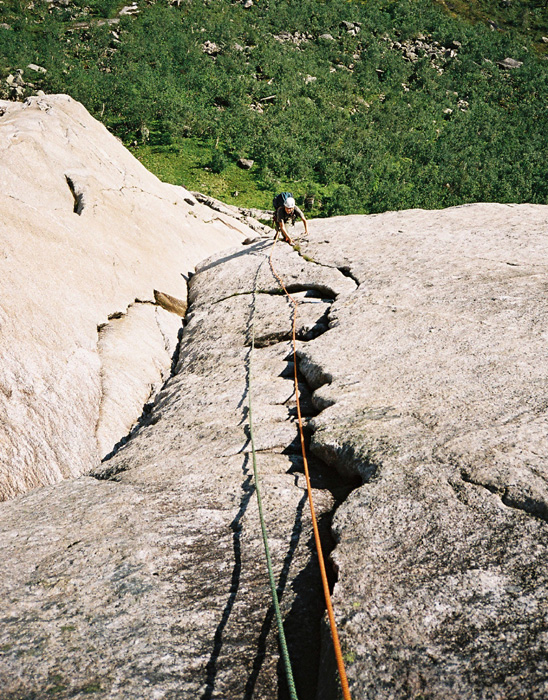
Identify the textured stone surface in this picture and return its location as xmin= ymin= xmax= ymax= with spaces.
xmin=297 ymin=204 xmax=548 ymax=699
xmin=0 ymin=239 xmax=353 ymax=699
xmin=0 ymin=94 xmax=257 ymax=499
xmin=2 ymin=202 xmax=548 ymax=699
xmin=96 ymin=303 xmax=182 ymax=459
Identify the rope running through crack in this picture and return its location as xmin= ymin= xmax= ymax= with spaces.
xmin=246 ymin=232 xmax=352 ymax=700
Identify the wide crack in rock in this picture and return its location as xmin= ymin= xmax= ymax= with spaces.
xmin=0 ymin=239 xmax=358 ymax=699
xmin=289 ymin=210 xmax=548 ymax=699
xmin=91 ymin=241 xmax=360 ymax=698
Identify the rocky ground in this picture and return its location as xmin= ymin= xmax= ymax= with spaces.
xmin=2 ymin=201 xmax=548 ymax=698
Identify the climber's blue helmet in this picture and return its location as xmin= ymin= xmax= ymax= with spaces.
xmin=284 ymin=196 xmax=296 ymax=211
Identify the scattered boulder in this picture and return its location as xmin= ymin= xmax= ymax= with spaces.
xmin=341 ymin=20 xmax=361 ymax=35
xmin=497 ymin=57 xmax=523 ymax=69
xmin=27 ymin=63 xmax=47 ymax=74
xmin=13 ymin=69 xmax=24 ymax=85
xmin=202 ymin=39 xmax=220 ymax=55
xmin=3 ymin=69 xmax=29 ymax=99
xmin=118 ymin=2 xmax=139 ymax=15
xmin=96 ymin=17 xmax=120 ymax=26
xmin=237 ymin=157 xmax=254 ymax=169
xmin=385 ymin=34 xmax=460 ymax=74
xmin=273 ymin=30 xmax=312 ymax=45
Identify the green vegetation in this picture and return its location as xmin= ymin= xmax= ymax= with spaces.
xmin=81 ymin=681 xmax=103 ymax=693
xmin=434 ymin=0 xmax=548 ymax=51
xmin=1 ymin=0 xmax=547 ymax=215
xmin=46 ymin=674 xmax=67 ymax=695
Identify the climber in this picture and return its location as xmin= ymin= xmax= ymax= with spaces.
xmin=273 ymin=195 xmax=309 ymax=245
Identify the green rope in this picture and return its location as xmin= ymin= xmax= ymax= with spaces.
xmin=247 ymin=270 xmax=299 ymax=700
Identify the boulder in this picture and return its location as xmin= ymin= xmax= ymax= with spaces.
xmin=498 ymin=57 xmax=523 ymax=69
xmin=202 ymin=40 xmax=220 ymax=55
xmin=118 ymin=3 xmax=139 ymax=15
xmin=237 ymin=157 xmax=254 ymax=169
xmin=27 ymin=63 xmax=47 ymax=74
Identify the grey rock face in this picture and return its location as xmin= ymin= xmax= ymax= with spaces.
xmin=298 ymin=204 xmax=548 ymax=698
xmin=191 ymin=190 xmax=272 ymax=236
xmin=0 ymin=238 xmax=354 ymax=699
xmin=497 ymin=57 xmax=523 ymax=69
xmin=2 ymin=202 xmax=548 ymax=699
xmin=238 ymin=157 xmax=255 ymax=170
xmin=95 ymin=302 xmax=182 ymax=459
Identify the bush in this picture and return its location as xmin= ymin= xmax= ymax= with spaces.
xmin=207 ymin=151 xmax=229 ymax=174
xmin=323 ymin=186 xmax=355 ymax=217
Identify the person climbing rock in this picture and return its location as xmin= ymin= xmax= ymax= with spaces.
xmin=272 ymin=194 xmax=309 ymax=245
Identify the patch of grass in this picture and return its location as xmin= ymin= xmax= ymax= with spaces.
xmin=343 ymin=650 xmax=356 ymax=664
xmin=132 ymin=139 xmax=332 ymax=216
xmin=133 ymin=140 xmax=272 ymax=209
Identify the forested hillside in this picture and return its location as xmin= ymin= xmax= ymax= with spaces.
xmin=1 ymin=0 xmax=547 ymax=215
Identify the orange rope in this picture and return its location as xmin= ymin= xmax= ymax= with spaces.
xmin=268 ymin=233 xmax=352 ymax=700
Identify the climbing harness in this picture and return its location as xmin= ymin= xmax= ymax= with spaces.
xmin=246 ymin=233 xmax=352 ymax=700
